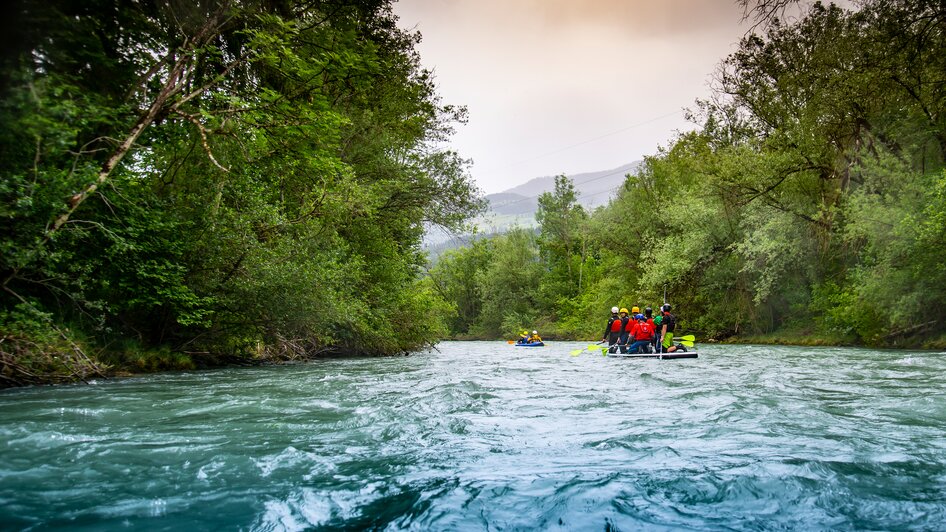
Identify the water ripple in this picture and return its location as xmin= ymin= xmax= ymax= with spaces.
xmin=2 ymin=342 xmax=946 ymax=529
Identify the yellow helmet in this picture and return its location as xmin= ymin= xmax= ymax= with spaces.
xmin=631 ymin=306 xmax=640 ymax=314
xmin=619 ymin=307 xmax=629 ymax=314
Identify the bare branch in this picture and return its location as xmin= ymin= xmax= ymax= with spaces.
xmin=739 ymin=0 xmax=806 ymax=31
xmin=172 ymin=109 xmax=230 ymax=172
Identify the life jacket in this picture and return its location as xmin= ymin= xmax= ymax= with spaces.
xmin=634 ymin=321 xmax=654 ymax=340
xmin=661 ymin=312 xmax=676 ymax=332
xmin=609 ymin=316 xmax=623 ymax=332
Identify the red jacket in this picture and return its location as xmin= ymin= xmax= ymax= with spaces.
xmin=627 ymin=320 xmax=655 ymax=341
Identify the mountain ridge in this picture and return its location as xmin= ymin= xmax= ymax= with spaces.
xmin=497 ymin=161 xmax=640 ymax=200
xmin=425 ymin=161 xmax=642 ymax=255
xmin=479 ymin=160 xmax=641 ymax=224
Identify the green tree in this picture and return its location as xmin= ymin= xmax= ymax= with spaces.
xmin=0 ymin=0 xmax=484 ymax=384
xmin=426 ymin=238 xmax=493 ymax=335
xmin=473 ymin=228 xmax=542 ymax=338
xmin=535 ymin=174 xmax=588 ymax=311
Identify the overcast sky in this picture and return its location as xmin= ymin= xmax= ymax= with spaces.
xmin=393 ymin=0 xmax=751 ymax=194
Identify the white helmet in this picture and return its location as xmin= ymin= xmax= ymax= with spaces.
xmin=611 ymin=306 xmax=619 ymax=313
xmin=532 ymin=330 xmax=537 ymax=334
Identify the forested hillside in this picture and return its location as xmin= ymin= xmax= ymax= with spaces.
xmin=429 ymin=0 xmax=946 ymax=347
xmin=0 ymin=0 xmax=483 ymax=385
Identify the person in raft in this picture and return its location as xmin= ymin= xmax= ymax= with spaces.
xmin=652 ymin=312 xmax=663 ymax=352
xmin=659 ymin=303 xmax=678 ymax=353
xmin=516 ymin=330 xmax=530 ymax=344
xmin=527 ymin=330 xmax=542 ymax=343
xmin=644 ymin=306 xmax=659 ymax=353
xmin=616 ymin=308 xmax=631 ymax=353
xmin=603 ymin=306 xmax=623 ymax=353
xmin=625 ymin=307 xmax=640 ymax=352
xmin=626 ymin=313 xmax=656 ymax=354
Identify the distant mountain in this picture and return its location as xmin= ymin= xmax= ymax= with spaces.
xmin=424 ymin=161 xmax=642 ymax=256
xmin=476 ymin=160 xmax=641 ymax=232
xmin=484 ymin=192 xmax=536 ymax=216
xmin=486 ymin=191 xmax=544 ymax=214
xmin=495 ymin=161 xmax=641 ymax=207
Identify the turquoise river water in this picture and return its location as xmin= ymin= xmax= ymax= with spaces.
xmin=1 ymin=342 xmax=945 ymax=530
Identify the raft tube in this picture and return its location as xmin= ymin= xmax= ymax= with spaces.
xmin=606 ymin=352 xmax=697 ymax=359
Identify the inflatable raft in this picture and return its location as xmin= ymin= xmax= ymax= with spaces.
xmin=606 ymin=352 xmax=697 ymax=359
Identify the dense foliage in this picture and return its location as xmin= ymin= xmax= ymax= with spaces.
xmin=0 ymin=0 xmax=483 ymax=385
xmin=430 ymin=0 xmax=946 ymax=346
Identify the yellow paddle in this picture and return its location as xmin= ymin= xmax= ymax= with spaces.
xmin=571 ymin=343 xmax=606 ymax=356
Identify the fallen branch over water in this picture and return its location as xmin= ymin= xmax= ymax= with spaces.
xmin=1 ymin=334 xmax=107 ymax=387
xmin=885 ymin=319 xmax=938 ymax=340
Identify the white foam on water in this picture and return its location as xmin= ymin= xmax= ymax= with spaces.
xmin=255 ymin=500 xmax=307 ymax=532
xmin=298 ymin=489 xmax=333 ymax=526
xmin=251 ymin=489 xmax=340 ymax=531
xmin=149 ymin=498 xmax=167 ymax=517
xmin=92 ymin=498 xmax=170 ymax=519
xmin=252 ymin=446 xmax=336 ymax=479
xmin=253 ymin=446 xmax=300 ymax=477
xmin=196 ymin=459 xmax=225 ymax=481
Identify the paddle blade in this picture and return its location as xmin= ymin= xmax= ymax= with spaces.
xmin=507 ymin=340 xmax=515 ymax=344
xmin=675 ymin=334 xmax=696 ymax=342
xmin=569 ymin=348 xmax=584 ymax=356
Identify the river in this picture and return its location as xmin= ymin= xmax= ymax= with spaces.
xmin=1 ymin=342 xmax=945 ymax=530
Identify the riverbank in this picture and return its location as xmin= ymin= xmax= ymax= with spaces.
xmin=6 ymin=326 xmax=944 ymax=389
xmin=1 ymin=334 xmax=207 ymax=388
xmin=719 ymin=324 xmax=946 ymax=350
xmin=0 ymin=331 xmax=424 ymax=388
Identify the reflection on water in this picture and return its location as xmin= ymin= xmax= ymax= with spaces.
xmin=2 ymin=342 xmax=945 ymax=529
